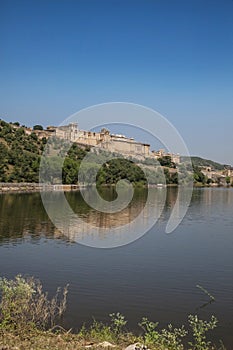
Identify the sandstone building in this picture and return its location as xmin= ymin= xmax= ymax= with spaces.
xmin=27 ymin=122 xmax=180 ymax=164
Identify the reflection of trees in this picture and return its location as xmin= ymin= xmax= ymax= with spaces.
xmin=0 ymin=193 xmax=60 ymax=243
xmin=166 ymin=187 xmax=178 ymax=208
xmin=0 ymin=190 xmax=148 ymax=244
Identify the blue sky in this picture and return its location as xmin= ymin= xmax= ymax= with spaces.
xmin=0 ymin=0 xmax=233 ymax=164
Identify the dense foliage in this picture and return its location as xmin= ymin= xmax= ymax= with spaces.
xmin=0 ymin=120 xmax=44 ymax=182
xmin=96 ymin=159 xmax=147 ymax=186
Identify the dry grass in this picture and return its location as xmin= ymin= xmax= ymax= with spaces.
xmin=0 ymin=330 xmax=123 ymax=350
xmin=0 ymin=330 xmax=82 ymax=350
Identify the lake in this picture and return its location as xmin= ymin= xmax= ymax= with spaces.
xmin=0 ymin=187 xmax=232 ymax=347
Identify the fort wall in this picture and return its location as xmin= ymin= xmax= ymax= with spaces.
xmin=24 ymin=122 xmax=180 ymax=164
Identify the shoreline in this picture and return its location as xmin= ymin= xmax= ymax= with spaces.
xmin=0 ymin=183 xmax=80 ymax=193
xmin=0 ymin=182 xmax=232 ymax=194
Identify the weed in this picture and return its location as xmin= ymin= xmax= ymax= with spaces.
xmin=139 ymin=317 xmax=187 ymax=349
xmin=109 ymin=312 xmax=127 ymax=334
xmin=138 ymin=317 xmax=159 ymax=344
xmin=84 ymin=319 xmax=116 ymax=343
xmin=188 ymin=314 xmax=218 ymax=350
xmin=0 ymin=275 xmax=68 ymax=331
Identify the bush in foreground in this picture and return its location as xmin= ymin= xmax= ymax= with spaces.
xmin=0 ymin=275 xmax=68 ymax=331
xmin=0 ymin=275 xmax=226 ymax=349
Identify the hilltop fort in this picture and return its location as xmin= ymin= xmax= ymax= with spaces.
xmin=1 ymin=119 xmax=233 ymax=187
xmin=24 ymin=122 xmax=181 ymax=164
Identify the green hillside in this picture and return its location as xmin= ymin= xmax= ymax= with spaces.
xmin=0 ymin=120 xmax=45 ymax=182
xmin=181 ymin=156 xmax=226 ymax=171
xmin=0 ymin=119 xmax=148 ymax=185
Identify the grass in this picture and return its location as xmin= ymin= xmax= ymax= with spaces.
xmin=0 ymin=275 xmax=228 ymax=350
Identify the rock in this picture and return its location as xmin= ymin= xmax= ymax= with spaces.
xmin=97 ymin=341 xmax=116 ymax=348
xmin=124 ymin=343 xmax=148 ymax=350
xmin=84 ymin=341 xmax=116 ymax=349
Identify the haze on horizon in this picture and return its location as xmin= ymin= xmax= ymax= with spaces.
xmin=0 ymin=0 xmax=232 ymax=165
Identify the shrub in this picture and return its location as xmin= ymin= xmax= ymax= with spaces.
xmin=85 ymin=320 xmax=115 ymax=343
xmin=109 ymin=312 xmax=127 ymax=334
xmin=188 ymin=314 xmax=218 ymax=350
xmin=139 ymin=317 xmax=187 ymax=349
xmin=139 ymin=317 xmax=159 ymax=344
xmin=0 ymin=275 xmax=68 ymax=331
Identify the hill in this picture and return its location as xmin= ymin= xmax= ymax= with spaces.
xmin=181 ymin=156 xmax=227 ymax=171
xmin=0 ymin=119 xmax=147 ymax=185
xmin=0 ymin=118 xmax=230 ymax=186
xmin=0 ymin=120 xmax=44 ymax=182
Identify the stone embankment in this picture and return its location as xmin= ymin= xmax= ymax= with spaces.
xmin=0 ymin=183 xmax=79 ymax=193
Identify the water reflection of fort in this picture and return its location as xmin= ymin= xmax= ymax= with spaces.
xmin=1 ymin=188 xmax=232 ymax=244
xmin=50 ymin=189 xmax=153 ymax=243
xmin=73 ymin=192 xmax=148 ymax=228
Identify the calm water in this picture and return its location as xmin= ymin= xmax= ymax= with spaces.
xmin=0 ymin=188 xmax=232 ymax=347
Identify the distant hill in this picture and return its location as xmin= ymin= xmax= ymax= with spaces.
xmin=181 ymin=156 xmax=227 ymax=171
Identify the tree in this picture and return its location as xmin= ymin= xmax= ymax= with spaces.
xmin=96 ymin=159 xmax=147 ymax=186
xmin=170 ymin=172 xmax=178 ymax=184
xmin=62 ymin=158 xmax=80 ymax=184
xmin=33 ymin=125 xmax=43 ymax=130
xmin=226 ymin=176 xmax=231 ymax=185
xmin=193 ymin=166 xmax=206 ymax=184
xmin=15 ymin=127 xmax=25 ymax=139
xmin=30 ymin=132 xmax=38 ymax=141
xmin=158 ymin=156 xmax=176 ymax=168
xmin=40 ymin=156 xmax=63 ymax=184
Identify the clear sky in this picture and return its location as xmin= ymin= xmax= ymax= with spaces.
xmin=0 ymin=0 xmax=233 ymax=164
